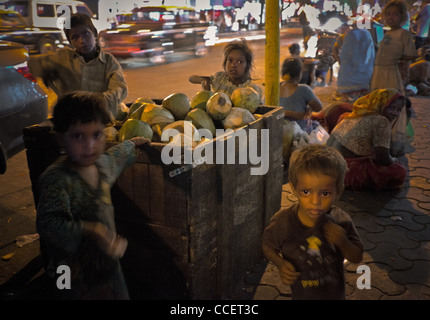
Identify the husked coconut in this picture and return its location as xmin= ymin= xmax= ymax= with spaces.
xmin=230 ymin=87 xmax=260 ymax=113
xmin=162 ymin=120 xmax=199 ymax=141
xmin=222 ymin=107 xmax=256 ymax=130
xmin=206 ymin=92 xmax=232 ymax=120
xmin=169 ymin=133 xmax=198 ymax=148
xmin=116 ymin=103 xmax=129 ymax=121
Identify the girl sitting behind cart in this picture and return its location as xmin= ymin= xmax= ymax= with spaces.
xmin=189 ymin=39 xmax=262 ymax=99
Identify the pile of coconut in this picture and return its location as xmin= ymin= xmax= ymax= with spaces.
xmin=105 ymin=87 xmax=262 ymax=146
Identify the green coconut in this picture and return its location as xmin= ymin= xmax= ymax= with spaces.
xmin=118 ymin=119 xmax=153 ymax=141
xmin=140 ymin=103 xmax=175 ymax=126
xmin=116 ymin=103 xmax=129 ymax=121
xmin=162 ymin=93 xmax=191 ymax=120
xmin=190 ymin=90 xmax=214 ymax=111
xmin=230 ymin=87 xmax=260 ymax=113
xmin=127 ymin=97 xmax=154 ymax=117
xmin=135 ymin=97 xmax=155 ymax=104
xmin=128 ymin=104 xmax=148 ymax=120
xmin=151 ymin=123 xmax=169 ymax=142
xmin=185 ymin=108 xmax=216 ymax=137
xmin=206 ymin=92 xmax=232 ymax=120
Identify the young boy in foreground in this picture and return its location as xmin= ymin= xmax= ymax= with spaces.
xmin=36 ymin=91 xmax=149 ymax=299
xmin=262 ymin=144 xmax=364 ymax=300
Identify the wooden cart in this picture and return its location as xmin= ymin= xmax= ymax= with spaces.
xmin=24 ymin=105 xmax=284 ymax=299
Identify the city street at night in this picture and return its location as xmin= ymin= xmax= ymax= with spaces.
xmin=1 ymin=0 xmax=430 ymax=309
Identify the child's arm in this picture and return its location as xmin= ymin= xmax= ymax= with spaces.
xmin=307 ymin=97 xmax=323 ymax=113
xmin=104 ymin=56 xmax=128 ymax=117
xmin=28 ymin=53 xmax=53 ymax=79
xmin=104 ymin=137 xmax=150 ymax=182
xmin=262 ymin=244 xmax=301 ymax=285
xmin=28 ymin=53 xmax=60 ymax=93
xmin=324 ymin=221 xmax=363 ymax=263
xmin=82 ymin=221 xmax=127 ymax=258
xmin=129 ymin=136 xmax=151 ymax=147
xmin=189 ymin=75 xmax=210 ymax=83
xmin=189 ymin=75 xmax=211 ymax=91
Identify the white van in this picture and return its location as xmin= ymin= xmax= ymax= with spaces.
xmin=2 ymin=0 xmax=94 ymax=28
xmin=2 ymin=0 xmax=98 ymax=40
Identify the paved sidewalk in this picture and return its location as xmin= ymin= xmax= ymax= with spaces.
xmin=247 ymin=85 xmax=430 ymax=300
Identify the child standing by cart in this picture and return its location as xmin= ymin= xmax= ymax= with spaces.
xmin=36 ymin=91 xmax=149 ymax=299
xmin=262 ymin=144 xmax=363 ymax=300
xmin=189 ymin=39 xmax=262 ymax=99
xmin=28 ymin=13 xmax=127 ymax=118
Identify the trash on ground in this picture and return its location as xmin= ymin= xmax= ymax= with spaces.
xmin=2 ymin=252 xmax=15 ymax=261
xmin=16 ymin=233 xmax=40 ymax=248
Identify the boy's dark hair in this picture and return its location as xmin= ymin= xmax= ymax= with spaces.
xmin=382 ymin=0 xmax=409 ymax=26
xmin=222 ymin=39 xmax=253 ymax=80
xmin=288 ymin=43 xmax=301 ymax=56
xmin=64 ymin=13 xmax=98 ymax=42
xmin=281 ymin=58 xmax=303 ymax=80
xmin=288 ymin=144 xmax=347 ymax=193
xmin=52 ymin=91 xmax=111 ymax=133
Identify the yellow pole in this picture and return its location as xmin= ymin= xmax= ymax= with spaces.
xmin=264 ymin=0 xmax=280 ymax=106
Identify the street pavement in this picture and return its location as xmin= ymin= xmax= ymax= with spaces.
xmin=1 ymin=64 xmax=430 ymax=301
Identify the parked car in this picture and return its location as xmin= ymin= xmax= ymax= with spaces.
xmin=98 ymin=6 xmax=214 ymax=64
xmin=0 ymin=40 xmax=48 ymax=174
xmin=0 ymin=9 xmax=65 ymax=54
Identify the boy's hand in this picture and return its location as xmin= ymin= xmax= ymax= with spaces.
xmin=324 ymin=220 xmax=347 ymax=246
xmin=83 ymin=222 xmax=128 ymax=258
xmin=324 ymin=220 xmax=364 ymax=263
xmin=101 ymin=230 xmax=128 ymax=258
xmin=130 ymin=137 xmax=151 ymax=147
xmin=278 ymin=259 xmax=301 ymax=285
xmin=109 ymin=235 xmax=128 ymax=258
